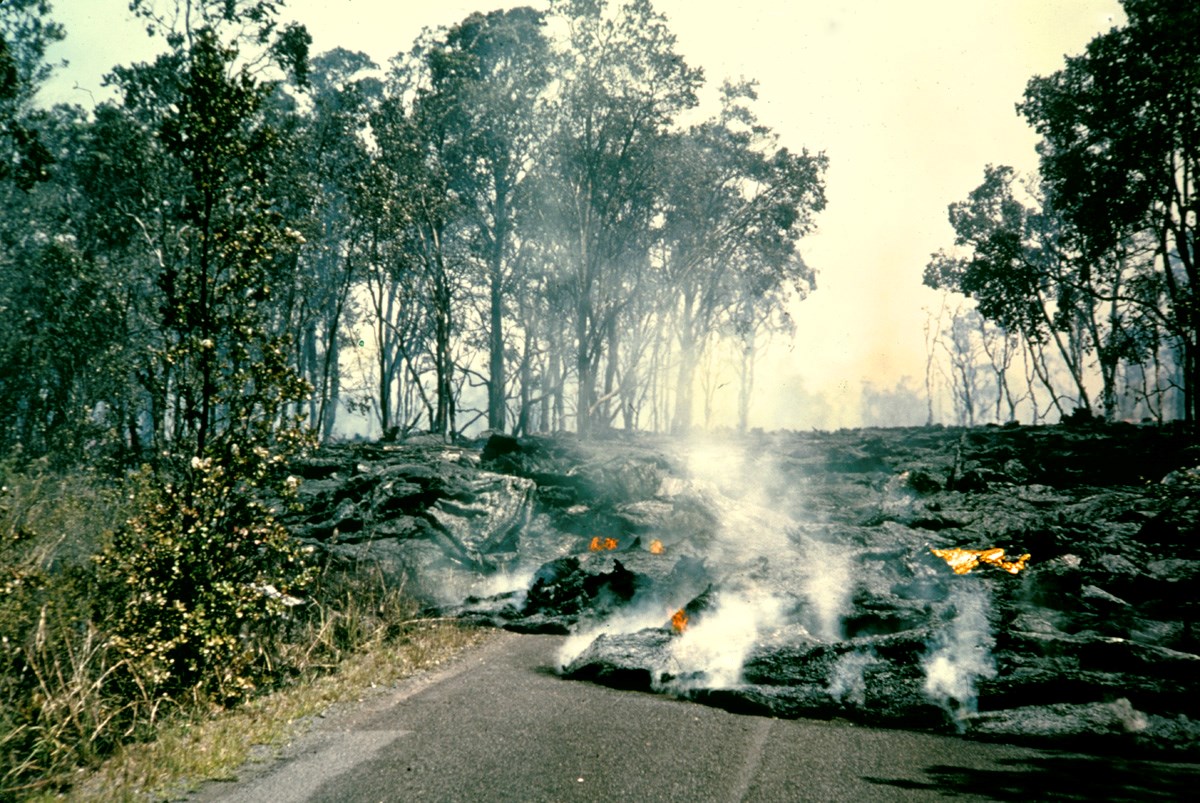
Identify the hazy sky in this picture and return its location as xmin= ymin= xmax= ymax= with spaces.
xmin=42 ymin=0 xmax=1125 ymax=428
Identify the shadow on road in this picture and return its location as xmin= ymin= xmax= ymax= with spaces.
xmin=864 ymin=753 xmax=1200 ymax=801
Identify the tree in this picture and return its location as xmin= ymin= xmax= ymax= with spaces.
xmin=91 ymin=2 xmax=317 ymax=696
xmin=279 ymin=48 xmax=381 ymax=441
xmin=541 ymin=0 xmax=702 ymax=436
xmin=939 ymin=305 xmax=990 ymax=427
xmin=149 ymin=28 xmax=308 ymax=454
xmin=977 ymin=312 xmax=1023 ymax=422
xmin=1019 ymin=0 xmax=1200 ymax=424
xmin=0 ymin=0 xmax=62 ymax=190
xmin=0 ymin=1 xmax=149 ymax=461
xmin=728 ymin=271 xmax=805 ymax=433
xmin=658 ymin=81 xmax=826 ymax=433
xmin=0 ymin=231 xmax=125 ymax=458
xmin=68 ymin=94 xmax=189 ymax=455
xmin=355 ymin=151 xmax=437 ymax=438
xmin=924 ymin=165 xmax=1098 ymax=419
xmin=371 ymin=83 xmax=463 ymax=438
xmin=417 ymin=8 xmax=551 ymax=433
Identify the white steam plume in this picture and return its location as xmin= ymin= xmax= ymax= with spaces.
xmin=665 ymin=587 xmax=786 ymax=690
xmin=797 ymin=535 xmax=854 ymax=641
xmin=922 ymin=585 xmax=996 ymax=726
xmin=827 ymin=649 xmax=879 ymax=706
xmin=559 ymin=435 xmax=856 ymax=690
xmin=466 ymin=567 xmax=537 ymax=599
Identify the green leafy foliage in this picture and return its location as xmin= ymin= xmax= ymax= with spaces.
xmin=924 ymin=165 xmax=1058 ymax=340
xmin=0 ymin=0 xmax=64 ymax=190
xmin=1016 ymin=0 xmax=1200 ymax=423
xmin=0 ymin=237 xmax=126 ymax=462
xmin=95 ymin=454 xmax=314 ymax=701
xmin=87 ymin=18 xmax=320 ymax=703
xmin=658 ymin=81 xmax=826 ymax=432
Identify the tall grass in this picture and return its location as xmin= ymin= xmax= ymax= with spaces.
xmin=0 ymin=460 xmax=474 ymax=800
xmin=0 ymin=458 xmax=134 ymax=798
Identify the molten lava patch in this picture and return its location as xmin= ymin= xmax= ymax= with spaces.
xmin=649 ymin=539 xmax=664 ymax=555
xmin=931 ymin=546 xmax=1031 ymax=575
xmin=671 ymin=608 xmax=689 ymax=633
xmin=589 ymin=536 xmax=619 ymax=552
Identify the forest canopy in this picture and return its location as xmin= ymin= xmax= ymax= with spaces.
xmin=4 ymin=0 xmax=1197 ymax=461
xmin=0 ymin=0 xmax=828 ymax=465
xmin=924 ymin=0 xmax=1198 ymax=428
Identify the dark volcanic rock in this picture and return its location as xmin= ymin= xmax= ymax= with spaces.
xmin=967 ymin=699 xmax=1200 ymax=757
xmin=524 ymin=557 xmax=642 ymax=618
xmin=480 ymin=433 xmax=672 ymax=507
xmin=282 ymin=439 xmax=543 ymax=599
xmin=292 ymin=424 xmax=1200 ymax=758
xmin=563 ymin=628 xmax=677 ymax=690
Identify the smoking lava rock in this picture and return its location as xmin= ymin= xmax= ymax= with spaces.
xmin=291 ymin=425 xmax=1200 ymax=757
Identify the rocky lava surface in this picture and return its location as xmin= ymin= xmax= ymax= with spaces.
xmin=283 ymin=424 xmax=1200 ymax=758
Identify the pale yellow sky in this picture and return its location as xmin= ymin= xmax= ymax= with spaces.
xmin=43 ymin=0 xmax=1124 ymax=428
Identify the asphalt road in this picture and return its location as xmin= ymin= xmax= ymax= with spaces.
xmin=189 ymin=631 xmax=1199 ymax=802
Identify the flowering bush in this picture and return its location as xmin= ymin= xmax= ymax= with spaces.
xmin=96 ymin=438 xmax=315 ymax=702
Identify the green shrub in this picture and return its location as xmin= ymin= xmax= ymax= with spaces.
xmin=95 ymin=448 xmax=316 ymax=704
xmin=0 ymin=449 xmax=453 ymax=799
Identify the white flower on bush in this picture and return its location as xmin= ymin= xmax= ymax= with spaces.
xmin=253 ymin=583 xmax=304 ymax=607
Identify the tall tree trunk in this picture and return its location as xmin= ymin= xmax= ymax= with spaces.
xmin=322 ymin=333 xmax=339 ymax=441
xmin=487 ymin=193 xmax=509 ymax=432
xmin=671 ymin=294 xmax=697 ymax=435
xmin=433 ymin=271 xmax=453 ymax=438
xmin=196 ymin=192 xmax=214 ymax=455
xmin=576 ymin=294 xmax=595 ymax=437
xmin=488 ymin=265 xmax=505 ymax=432
xmin=516 ymin=326 xmax=533 ymax=436
xmin=601 ymin=315 xmax=620 ymax=429
xmin=737 ymin=336 xmax=755 ymax=434
xmin=376 ymin=290 xmax=392 ymax=437
xmin=317 ymin=252 xmax=354 ymax=443
xmin=546 ymin=333 xmax=564 ymax=432
xmin=304 ymin=323 xmax=319 ymax=429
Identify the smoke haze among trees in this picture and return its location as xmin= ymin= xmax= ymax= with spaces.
xmin=2 ymin=0 xmax=1197 ymax=461
xmin=2 ymin=0 xmax=831 ymax=460
xmin=6 ymin=3 xmax=1199 ymax=792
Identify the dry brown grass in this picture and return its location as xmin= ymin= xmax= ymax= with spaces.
xmin=1 ymin=460 xmax=135 ymax=799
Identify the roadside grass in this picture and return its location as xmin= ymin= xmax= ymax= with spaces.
xmin=56 ymin=619 xmax=489 ymax=802
xmin=1 ymin=458 xmax=132 ymax=799
xmin=1 ymin=459 xmax=489 ymax=801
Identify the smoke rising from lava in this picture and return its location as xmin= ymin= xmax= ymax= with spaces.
xmin=665 ymin=586 xmax=787 ymax=690
xmin=827 ymin=650 xmax=879 ymax=706
xmin=542 ymin=432 xmax=1004 ymax=730
xmin=921 ymin=584 xmax=996 ymax=725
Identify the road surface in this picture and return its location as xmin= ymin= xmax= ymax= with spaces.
xmin=189 ymin=631 xmax=1198 ymax=802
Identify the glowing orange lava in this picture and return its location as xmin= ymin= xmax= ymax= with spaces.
xmin=671 ymin=608 xmax=689 ymax=633
xmin=931 ymin=547 xmax=1031 ymax=575
xmin=649 ymin=539 xmax=664 ymax=555
xmin=589 ymin=536 xmax=619 ymax=552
